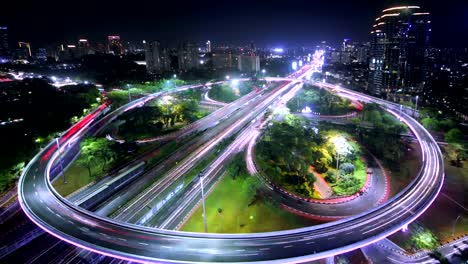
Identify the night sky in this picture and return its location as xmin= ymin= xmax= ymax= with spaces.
xmin=2 ymin=0 xmax=468 ymax=48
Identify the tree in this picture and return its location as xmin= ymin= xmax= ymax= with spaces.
xmin=340 ymin=163 xmax=355 ymax=175
xmin=0 ymin=162 xmax=25 ymax=191
xmin=445 ymin=143 xmax=466 ymax=167
xmin=324 ymin=170 xmax=338 ymax=184
xmin=367 ymin=110 xmax=383 ymax=125
xmin=243 ymin=176 xmax=262 ymax=202
xmin=439 ymin=119 xmax=457 ymax=132
xmin=336 ymin=176 xmax=360 ymax=195
xmin=445 ymin=128 xmax=463 ymax=143
xmin=410 ymin=229 xmax=439 ymax=250
xmin=76 ymin=138 xmax=116 ymax=179
xmin=421 ymin=117 xmax=439 ymax=131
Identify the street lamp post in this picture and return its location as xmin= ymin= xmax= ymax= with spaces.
xmin=199 ymin=172 xmax=208 ymax=233
xmin=452 ymin=215 xmax=461 ymax=236
xmin=127 ymin=84 xmax=132 ymax=102
xmin=55 ymin=138 xmax=66 ymax=183
xmin=336 ymin=151 xmax=340 ymax=170
xmin=414 ymin=95 xmax=419 ymax=116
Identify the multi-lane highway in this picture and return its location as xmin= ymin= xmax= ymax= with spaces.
xmin=18 ymin=65 xmax=444 ymax=263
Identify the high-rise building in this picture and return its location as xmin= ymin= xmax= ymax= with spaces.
xmin=250 ymin=41 xmax=256 ymax=54
xmin=206 ymin=40 xmax=211 ymax=53
xmin=58 ymin=44 xmax=78 ymax=61
xmin=35 ymin=48 xmax=47 ymax=61
xmin=145 ymin=40 xmax=171 ymax=75
xmin=178 ymin=41 xmax=199 ymax=71
xmin=0 ymin=26 xmax=9 ymax=61
xmin=357 ymin=43 xmax=370 ymax=64
xmin=212 ymin=53 xmax=236 ymax=69
xmin=237 ymin=55 xmax=260 ymax=72
xmin=78 ymin=39 xmax=92 ymax=57
xmin=368 ymin=6 xmax=431 ymax=96
xmin=107 ymin=35 xmax=124 ymax=55
xmin=16 ymin=42 xmax=32 ymax=59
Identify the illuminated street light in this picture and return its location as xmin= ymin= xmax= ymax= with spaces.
xmin=261 ymin=69 xmax=266 ymax=74
xmin=330 ymin=136 xmax=351 ymax=170
xmin=173 ymin=74 xmax=177 ymax=78
xmin=127 ymin=84 xmax=132 ymax=102
xmin=199 ymin=172 xmax=208 ymax=233
xmin=225 ymin=75 xmax=230 ymax=80
xmin=292 ymin=61 xmax=298 ymax=71
xmin=402 ymin=224 xmax=408 ymax=232
xmin=415 ymin=95 xmax=419 ymax=114
xmin=231 ymin=79 xmax=239 ymax=86
xmin=161 ymin=95 xmax=173 ymax=104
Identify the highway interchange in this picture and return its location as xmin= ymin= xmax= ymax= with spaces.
xmin=17 ymin=63 xmax=445 ymax=263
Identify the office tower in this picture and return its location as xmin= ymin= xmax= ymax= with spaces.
xmin=206 ymin=40 xmax=211 ymax=53
xmin=78 ymin=39 xmax=92 ymax=57
xmin=107 ymin=35 xmax=124 ymax=55
xmin=35 ymin=48 xmax=47 ymax=61
xmin=368 ymin=6 xmax=431 ymax=96
xmin=0 ymin=26 xmax=9 ymax=61
xmin=17 ymin=42 xmax=32 ymax=59
xmin=145 ymin=40 xmax=171 ymax=75
xmin=178 ymin=41 xmax=199 ymax=71
xmin=237 ymin=55 xmax=260 ymax=72
xmin=250 ymin=41 xmax=256 ymax=54
xmin=212 ymin=52 xmax=236 ymax=69
xmin=357 ymin=43 xmax=370 ymax=64
xmin=57 ymin=44 xmax=78 ymax=61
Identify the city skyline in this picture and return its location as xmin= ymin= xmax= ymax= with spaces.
xmin=2 ymin=0 xmax=468 ymax=48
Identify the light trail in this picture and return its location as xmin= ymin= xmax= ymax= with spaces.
xmin=17 ymin=63 xmax=444 ymax=263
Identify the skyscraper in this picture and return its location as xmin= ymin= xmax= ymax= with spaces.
xmin=238 ymin=55 xmax=260 ymax=73
xmin=0 ymin=26 xmax=10 ymax=61
xmin=178 ymin=41 xmax=199 ymax=71
xmin=368 ymin=6 xmax=431 ymax=97
xmin=206 ymin=40 xmax=211 ymax=53
xmin=107 ymin=35 xmax=124 ymax=55
xmin=17 ymin=42 xmax=32 ymax=59
xmin=145 ymin=40 xmax=171 ymax=75
xmin=78 ymin=39 xmax=92 ymax=57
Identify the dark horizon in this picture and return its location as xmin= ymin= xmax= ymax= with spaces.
xmin=2 ymin=0 xmax=468 ymax=48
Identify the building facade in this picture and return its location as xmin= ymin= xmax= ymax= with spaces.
xmin=107 ymin=35 xmax=124 ymax=55
xmin=212 ymin=53 xmax=236 ymax=69
xmin=178 ymin=41 xmax=199 ymax=71
xmin=238 ymin=55 xmax=260 ymax=72
xmin=368 ymin=6 xmax=431 ymax=96
xmin=145 ymin=40 xmax=171 ymax=75
xmin=0 ymin=26 xmax=9 ymax=61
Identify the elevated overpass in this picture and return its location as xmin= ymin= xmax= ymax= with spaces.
xmin=18 ymin=71 xmax=444 ymax=263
